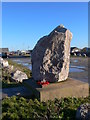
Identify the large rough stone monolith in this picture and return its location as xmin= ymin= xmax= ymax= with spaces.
xmin=32 ymin=25 xmax=72 ymax=82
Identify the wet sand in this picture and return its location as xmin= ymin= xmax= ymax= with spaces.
xmin=69 ymin=57 xmax=89 ymax=83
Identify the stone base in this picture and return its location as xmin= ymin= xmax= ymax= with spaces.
xmin=23 ymin=78 xmax=89 ymax=102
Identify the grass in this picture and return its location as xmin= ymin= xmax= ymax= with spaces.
xmin=2 ymin=68 xmax=23 ymax=88
xmin=1 ymin=95 xmax=90 ymax=120
xmin=2 ymin=59 xmax=32 ymax=88
xmin=7 ymin=59 xmax=32 ymax=78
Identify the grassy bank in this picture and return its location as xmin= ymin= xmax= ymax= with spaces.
xmin=2 ymin=59 xmax=32 ymax=88
xmin=7 ymin=59 xmax=32 ymax=78
xmin=2 ymin=96 xmax=90 ymax=120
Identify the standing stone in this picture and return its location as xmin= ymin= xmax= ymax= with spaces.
xmin=32 ymin=25 xmax=72 ymax=82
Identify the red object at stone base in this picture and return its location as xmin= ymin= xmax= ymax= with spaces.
xmin=37 ymin=80 xmax=50 ymax=86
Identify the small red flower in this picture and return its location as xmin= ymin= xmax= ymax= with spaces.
xmin=37 ymin=80 xmax=49 ymax=86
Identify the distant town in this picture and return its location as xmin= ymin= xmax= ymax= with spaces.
xmin=0 ymin=47 xmax=90 ymax=58
xmin=70 ymin=47 xmax=90 ymax=57
xmin=0 ymin=48 xmax=32 ymax=58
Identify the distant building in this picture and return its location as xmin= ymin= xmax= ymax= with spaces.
xmin=9 ymin=51 xmax=16 ymax=55
xmin=0 ymin=48 xmax=9 ymax=53
xmin=71 ymin=47 xmax=81 ymax=53
xmin=82 ymin=53 xmax=87 ymax=57
xmin=21 ymin=50 xmax=26 ymax=55
xmin=0 ymin=48 xmax=9 ymax=58
xmin=77 ymin=53 xmax=81 ymax=57
xmin=16 ymin=50 xmax=21 ymax=55
xmin=74 ymin=53 xmax=77 ymax=56
xmin=26 ymin=50 xmax=30 ymax=54
xmin=81 ymin=47 xmax=90 ymax=53
xmin=81 ymin=47 xmax=90 ymax=57
xmin=26 ymin=50 xmax=32 ymax=54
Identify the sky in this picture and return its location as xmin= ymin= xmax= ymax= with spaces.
xmin=2 ymin=2 xmax=88 ymax=51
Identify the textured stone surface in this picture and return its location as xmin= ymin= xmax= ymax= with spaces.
xmin=76 ymin=103 xmax=90 ymax=120
xmin=2 ymin=60 xmax=9 ymax=68
xmin=12 ymin=70 xmax=28 ymax=82
xmin=0 ymin=57 xmax=3 ymax=64
xmin=32 ymin=25 xmax=72 ymax=82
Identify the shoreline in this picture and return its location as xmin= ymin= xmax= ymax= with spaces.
xmin=8 ymin=55 xmax=31 ymax=58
